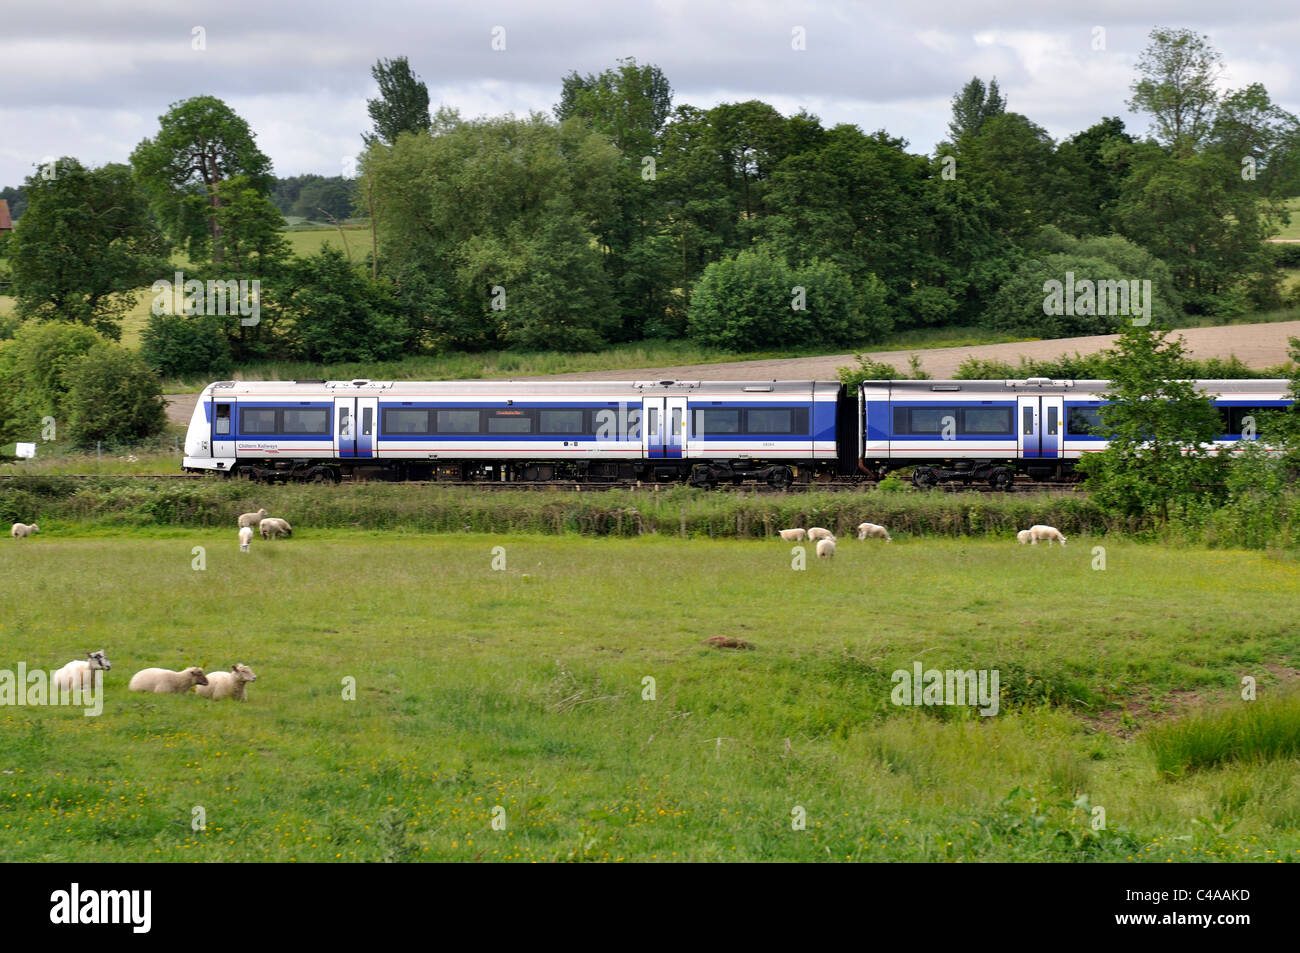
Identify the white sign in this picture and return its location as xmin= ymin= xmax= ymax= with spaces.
xmin=14 ymin=442 xmax=36 ymax=459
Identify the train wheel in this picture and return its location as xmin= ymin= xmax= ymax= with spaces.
xmin=912 ymin=467 xmax=937 ymax=489
xmin=309 ymin=466 xmax=338 ymax=484
xmin=766 ymin=466 xmax=793 ymax=490
xmin=990 ymin=468 xmax=1013 ymax=490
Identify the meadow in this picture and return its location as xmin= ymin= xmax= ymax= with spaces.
xmin=1 ymin=528 xmax=1298 ymax=862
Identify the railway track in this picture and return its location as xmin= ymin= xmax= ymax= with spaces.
xmin=0 ymin=472 xmax=1088 ymax=493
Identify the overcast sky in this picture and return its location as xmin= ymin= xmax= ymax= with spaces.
xmin=3 ymin=0 xmax=1298 ymax=189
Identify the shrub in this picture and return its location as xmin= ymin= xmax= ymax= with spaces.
xmin=140 ymin=312 xmax=233 ymax=378
xmin=62 ymin=344 xmax=168 ymax=446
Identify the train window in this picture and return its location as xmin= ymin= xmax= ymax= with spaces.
xmin=215 ymin=404 xmax=231 ymax=436
xmin=488 ymin=414 xmax=532 ymax=433
xmin=339 ymin=407 xmax=351 ymax=436
xmin=282 ymin=408 xmax=329 ymax=434
xmin=1046 ymin=406 xmax=1058 ymax=436
xmin=383 ymin=409 xmax=430 ymax=435
xmin=696 ymin=409 xmax=740 ymax=434
xmin=1067 ymin=406 xmax=1103 ymax=436
xmin=361 ymin=407 xmax=373 ymax=436
xmin=959 ymin=408 xmax=1012 ymax=435
xmin=1222 ymin=406 xmax=1274 ymax=434
xmin=670 ymin=407 xmax=682 ymax=436
xmin=539 ymin=409 xmax=586 ymax=434
xmin=627 ymin=408 xmax=642 ymax=440
xmin=1022 ymin=407 xmax=1034 ymax=436
xmin=745 ymin=408 xmax=809 ymax=434
xmin=894 ymin=407 xmax=954 ymax=435
xmin=436 ymin=410 xmax=481 ymax=433
xmin=647 ymin=407 xmax=659 ymax=435
xmin=241 ymin=408 xmax=277 ymax=434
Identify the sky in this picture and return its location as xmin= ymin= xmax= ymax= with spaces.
xmin=2 ymin=0 xmax=1298 ymax=189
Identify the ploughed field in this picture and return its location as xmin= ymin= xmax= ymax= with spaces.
xmin=1 ymin=531 xmax=1298 ymax=862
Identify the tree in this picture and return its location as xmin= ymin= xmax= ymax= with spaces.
xmin=7 ymin=160 xmax=169 ymax=339
xmin=947 ymin=77 xmax=1005 ymax=142
xmin=365 ymin=57 xmax=431 ymax=145
xmin=131 ymin=96 xmax=276 ymax=264
xmin=140 ymin=313 xmax=233 ymax=379
xmin=1128 ymin=28 xmax=1224 ymax=155
xmin=62 ymin=344 xmax=167 ymax=446
xmin=1076 ymin=321 xmax=1226 ymax=521
xmin=1049 ymin=117 xmax=1135 ymax=236
xmin=278 ymin=246 xmax=411 ymax=363
xmin=0 ymin=321 xmax=103 ymax=443
xmin=1209 ymin=83 xmax=1300 ymax=198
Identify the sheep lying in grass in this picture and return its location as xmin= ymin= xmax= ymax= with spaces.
xmin=11 ymin=522 xmax=39 ymax=538
xmin=128 ymin=666 xmax=208 ymax=694
xmin=856 ymin=522 xmax=892 ymax=542
xmin=816 ymin=538 xmax=836 ymax=559
xmin=1025 ymin=524 xmax=1067 ymax=546
xmin=237 ymin=508 xmax=268 ymax=529
xmin=778 ymin=528 xmax=806 ymax=542
xmin=259 ymin=517 xmax=292 ymax=539
xmin=239 ymin=526 xmax=253 ymax=553
xmin=195 ymin=664 xmax=257 ymax=702
xmin=807 ymin=527 xmax=834 ymax=542
xmin=52 ymin=651 xmax=112 ymax=693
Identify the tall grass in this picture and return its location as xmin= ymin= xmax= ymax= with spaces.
xmin=1147 ymin=695 xmax=1300 ymax=775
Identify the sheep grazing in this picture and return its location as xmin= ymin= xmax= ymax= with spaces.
xmin=259 ymin=517 xmax=292 ymax=539
xmin=807 ymin=527 xmax=835 ymax=542
xmin=856 ymin=522 xmax=892 ymax=542
xmin=816 ymin=538 xmax=836 ymax=559
xmin=238 ymin=526 xmax=253 ymax=553
xmin=778 ymin=528 xmax=807 ymax=542
xmin=128 ymin=666 xmax=208 ymax=694
xmin=1016 ymin=529 xmax=1033 ymax=545
xmin=195 ymin=663 xmax=257 ymax=702
xmin=52 ymin=650 xmax=112 ymax=693
xmin=1026 ymin=524 xmax=1067 ymax=546
xmin=237 ymin=508 xmax=269 ymax=529
xmin=11 ymin=522 xmax=39 ymax=538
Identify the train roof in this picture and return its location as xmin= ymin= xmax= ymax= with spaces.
xmin=201 ymin=379 xmax=839 ymax=398
xmin=859 ymin=378 xmax=1293 ymax=396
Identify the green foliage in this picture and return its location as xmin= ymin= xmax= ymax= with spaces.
xmin=139 ymin=312 xmax=233 ymax=378
xmin=366 ymin=57 xmax=431 ymax=145
xmin=1128 ymin=27 xmax=1224 ymax=154
xmin=947 ymin=77 xmax=1005 ymax=142
xmin=1147 ymin=695 xmax=1300 ymax=776
xmin=0 ymin=321 xmax=103 ymax=440
xmin=8 ymin=160 xmax=169 ymax=339
xmin=61 ymin=344 xmax=167 ymax=446
xmin=271 ymin=174 xmax=356 ymax=221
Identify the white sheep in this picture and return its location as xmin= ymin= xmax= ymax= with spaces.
xmin=195 ymin=663 xmax=257 ymax=702
xmin=807 ymin=527 xmax=835 ymax=542
xmin=1016 ymin=529 xmax=1033 ymax=545
xmin=11 ymin=522 xmax=39 ymax=538
xmin=52 ymin=651 xmax=112 ymax=693
xmin=259 ymin=517 xmax=292 ymax=539
xmin=816 ymin=538 xmax=836 ymax=559
xmin=856 ymin=522 xmax=892 ymax=542
xmin=128 ymin=666 xmax=209 ymax=694
xmin=778 ymin=528 xmax=807 ymax=542
xmin=1026 ymin=524 xmax=1067 ymax=546
xmin=239 ymin=526 xmax=253 ymax=553
xmin=237 ymin=508 xmax=268 ymax=529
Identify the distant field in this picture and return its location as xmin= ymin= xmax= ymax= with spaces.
xmin=1274 ymin=197 xmax=1300 ymax=240
xmin=1 ymin=531 xmax=1297 ymax=861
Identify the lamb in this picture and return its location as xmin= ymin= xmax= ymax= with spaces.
xmin=239 ymin=526 xmax=253 ymax=553
xmin=807 ymin=527 xmax=835 ymax=542
xmin=816 ymin=538 xmax=836 ymax=559
xmin=128 ymin=666 xmax=208 ymax=694
xmin=11 ymin=522 xmax=39 ymax=538
xmin=856 ymin=522 xmax=892 ymax=542
xmin=52 ymin=651 xmax=112 ymax=693
xmin=195 ymin=663 xmax=257 ymax=702
xmin=237 ymin=508 xmax=269 ymax=529
xmin=1025 ymin=524 xmax=1067 ymax=546
xmin=1016 ymin=529 xmax=1033 ymax=545
xmin=778 ymin=528 xmax=807 ymax=542
xmin=259 ymin=517 xmax=292 ymax=539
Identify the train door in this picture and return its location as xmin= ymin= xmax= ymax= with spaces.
xmin=212 ymin=397 xmax=236 ymax=460
xmin=334 ymin=397 xmax=355 ymax=458
xmin=643 ymin=398 xmax=665 ymax=459
xmin=1018 ymin=395 xmax=1063 ymax=459
xmin=665 ymin=397 xmax=687 ymax=458
xmin=355 ymin=397 xmax=377 ymax=459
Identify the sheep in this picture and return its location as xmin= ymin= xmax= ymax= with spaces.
xmin=259 ymin=517 xmax=292 ymax=539
xmin=237 ymin=508 xmax=269 ymax=529
xmin=816 ymin=538 xmax=836 ymax=559
xmin=195 ymin=663 xmax=257 ymax=702
xmin=239 ymin=526 xmax=253 ymax=553
xmin=1026 ymin=524 xmax=1067 ymax=546
xmin=1016 ymin=529 xmax=1033 ymax=545
xmin=856 ymin=522 xmax=892 ymax=542
xmin=11 ymin=522 xmax=39 ymax=538
xmin=128 ymin=666 xmax=208 ymax=694
xmin=52 ymin=651 xmax=112 ymax=693
xmin=778 ymin=528 xmax=807 ymax=542
xmin=807 ymin=527 xmax=835 ymax=542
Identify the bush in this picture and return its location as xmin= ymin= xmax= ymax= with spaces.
xmin=62 ymin=344 xmax=168 ymax=446
xmin=140 ymin=312 xmax=233 ymax=378
xmin=1268 ymin=243 xmax=1300 ymax=269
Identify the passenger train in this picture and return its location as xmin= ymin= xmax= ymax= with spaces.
xmin=181 ymin=377 xmax=1293 ymax=487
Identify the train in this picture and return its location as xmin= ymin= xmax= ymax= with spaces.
xmin=180 ymin=377 xmax=1294 ymax=487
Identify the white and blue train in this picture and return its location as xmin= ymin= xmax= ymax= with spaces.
xmin=181 ymin=377 xmax=1292 ymax=487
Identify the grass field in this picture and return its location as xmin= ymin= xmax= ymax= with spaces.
xmin=2 ymin=530 xmax=1297 ymax=862
xmin=1273 ymin=197 xmax=1300 ymax=240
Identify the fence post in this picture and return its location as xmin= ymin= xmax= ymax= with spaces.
xmin=97 ymin=441 xmax=101 ymax=462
